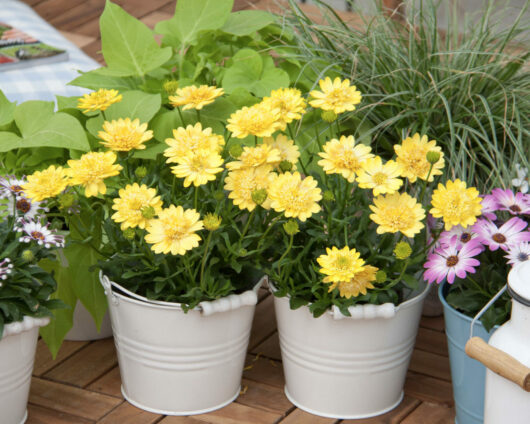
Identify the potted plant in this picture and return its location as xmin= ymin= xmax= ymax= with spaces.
xmin=425 ymin=187 xmax=530 ymax=424
xmin=0 ymin=175 xmax=64 ymax=424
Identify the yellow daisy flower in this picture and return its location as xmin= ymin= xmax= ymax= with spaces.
xmin=164 ymin=123 xmax=224 ymax=163
xmin=224 ymin=167 xmax=274 ymax=211
xmin=328 ymin=265 xmax=378 ymax=298
xmin=268 ymin=172 xmax=322 ymax=221
xmin=226 ymin=103 xmax=281 ymax=138
xmin=309 ymin=77 xmax=362 ymax=114
xmin=262 ymin=88 xmax=307 ymax=128
xmin=357 ymin=156 xmax=403 ymax=196
xmin=77 ymin=89 xmax=122 ymax=113
xmin=430 ymin=179 xmax=483 ymax=230
xmin=369 ymin=192 xmax=426 ymax=237
xmin=394 ymin=133 xmax=445 ymax=183
xmin=66 ymin=151 xmax=122 ymax=197
xmin=226 ymin=144 xmax=281 ymax=172
xmin=145 ymin=205 xmax=204 ymax=255
xmin=98 ymin=118 xmax=153 ymax=152
xmin=22 ymin=165 xmax=69 ymax=202
xmin=169 ymin=85 xmax=224 ymax=110
xmin=171 ymin=150 xmax=224 ymax=187
xmin=111 ymin=183 xmax=163 ymax=230
xmin=317 ymin=246 xmax=366 ymax=283
xmin=263 ymin=134 xmax=300 ymax=169
xmin=318 ymin=135 xmax=373 ymax=182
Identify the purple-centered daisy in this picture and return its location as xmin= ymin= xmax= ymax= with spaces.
xmin=479 ymin=194 xmax=498 ymax=221
xmin=474 ymin=217 xmax=530 ymax=251
xmin=0 ymin=258 xmax=13 ymax=282
xmin=488 ymin=188 xmax=530 ymax=215
xmin=424 ymin=238 xmax=483 ymax=284
xmin=6 ymin=196 xmax=46 ymax=220
xmin=505 ymin=242 xmax=530 ymax=265
xmin=18 ymin=219 xmax=65 ymax=248
xmin=439 ymin=225 xmax=478 ymax=248
xmin=0 ymin=175 xmax=26 ymax=198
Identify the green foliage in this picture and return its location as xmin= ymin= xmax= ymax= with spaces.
xmin=99 ymin=1 xmax=172 ymax=77
xmin=0 ymin=91 xmax=15 ymax=127
xmin=279 ymin=0 xmax=530 ymax=190
xmin=221 ymin=10 xmax=275 ymax=36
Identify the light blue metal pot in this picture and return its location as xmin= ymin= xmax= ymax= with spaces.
xmin=439 ymin=282 xmax=496 ymax=424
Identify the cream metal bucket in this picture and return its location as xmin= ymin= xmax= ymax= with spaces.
xmin=0 ymin=316 xmax=50 ymax=424
xmin=65 ymin=300 xmax=112 ymax=341
xmin=273 ymin=282 xmax=429 ymax=419
xmin=100 ymin=273 xmax=264 ymax=415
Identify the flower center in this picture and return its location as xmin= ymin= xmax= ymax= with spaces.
xmin=335 ymin=255 xmax=351 ymax=268
xmin=31 ymin=231 xmax=45 ymax=240
xmin=10 ymin=185 xmax=23 ymax=193
xmin=372 ymin=172 xmax=387 ymax=185
xmin=460 ymin=233 xmax=472 ymax=243
xmin=492 ymin=233 xmax=506 ymax=243
xmin=509 ymin=204 xmax=521 ymax=213
xmin=518 ymin=253 xmax=529 ymax=262
xmin=446 ymin=255 xmax=459 ymax=267
xmin=16 ymin=198 xmax=31 ymax=213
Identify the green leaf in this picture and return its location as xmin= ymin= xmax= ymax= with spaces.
xmin=221 ymin=10 xmax=275 ymax=36
xmin=0 ymin=104 xmax=90 ymax=152
xmin=222 ymin=49 xmax=290 ymax=97
xmin=56 ymin=95 xmax=81 ymax=111
xmin=105 ymin=90 xmax=161 ymax=122
xmin=0 ymin=90 xmax=16 ymax=127
xmin=99 ymin=1 xmax=172 ymax=76
xmin=69 ymin=69 xmax=141 ymax=91
xmin=155 ymin=0 xmax=234 ymax=46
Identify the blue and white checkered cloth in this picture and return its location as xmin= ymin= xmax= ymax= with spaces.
xmin=0 ymin=0 xmax=99 ymax=103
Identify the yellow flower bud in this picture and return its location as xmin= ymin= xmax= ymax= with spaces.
xmin=58 ymin=193 xmax=75 ymax=210
xmin=323 ymin=190 xmax=335 ymax=202
xmin=279 ymin=160 xmax=293 ymax=173
xmin=394 ymin=241 xmax=412 ymax=260
xmin=123 ymin=228 xmax=136 ymax=240
xmin=375 ymin=270 xmax=387 ymax=283
xmin=204 ymin=213 xmax=222 ymax=231
xmin=321 ymin=110 xmax=337 ymax=123
xmin=141 ymin=205 xmax=156 ymax=219
xmin=283 ymin=219 xmax=299 ymax=236
xmin=21 ymin=249 xmax=35 ymax=263
xmin=229 ymin=144 xmax=243 ymax=159
xmin=426 ymin=151 xmax=441 ymax=165
xmin=135 ymin=166 xmax=147 ymax=179
xmin=163 ymin=80 xmax=179 ymax=94
xmin=251 ymin=189 xmax=268 ymax=206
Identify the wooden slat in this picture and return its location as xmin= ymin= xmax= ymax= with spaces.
xmin=193 ymin=402 xmax=282 ymax=424
xmin=44 ymin=338 xmax=117 ymax=387
xmin=33 ymin=339 xmax=89 ymax=377
xmin=87 ymin=366 xmax=122 ymax=398
xmin=29 ymin=377 xmax=122 ymax=421
xmin=33 ymin=0 xmax=86 ymax=23
xmin=243 ymin=354 xmax=284 ymax=389
xmin=420 ymin=316 xmax=445 ymax=332
xmin=248 ymin=295 xmax=276 ymax=350
xmin=27 ymin=404 xmax=94 ymax=424
xmin=280 ymin=408 xmax=338 ymax=424
xmin=405 ymin=372 xmax=454 ymax=407
xmin=82 ymin=40 xmax=104 ymax=64
xmin=408 ymin=349 xmax=451 ymax=382
xmin=60 ymin=31 xmax=97 ymax=48
xmin=250 ymin=331 xmax=282 ymax=360
xmin=341 ymin=395 xmax=421 ymax=424
xmin=140 ymin=11 xmax=172 ymax=29
xmin=415 ymin=327 xmax=448 ymax=357
xmin=401 ymin=402 xmax=455 ymax=424
xmin=160 ymin=417 xmax=215 ymax=424
xmin=97 ymin=402 xmax=162 ymax=424
xmin=237 ymin=378 xmax=292 ymax=414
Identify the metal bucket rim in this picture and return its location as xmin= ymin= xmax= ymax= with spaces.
xmin=269 ymin=279 xmax=430 ymax=318
xmin=100 ymin=272 xmax=265 ymax=312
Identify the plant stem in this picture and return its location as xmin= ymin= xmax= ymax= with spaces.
xmin=176 ymin=106 xmax=186 ymax=126
xmin=240 ymin=208 xmax=256 ymax=241
xmin=277 ymin=234 xmax=294 ymax=285
xmin=196 ymin=109 xmax=201 ymax=122
xmin=254 ymin=135 xmax=258 ymax=146
xmin=199 ymin=231 xmax=213 ymax=291
xmin=194 ymin=186 xmax=198 ymax=210
xmin=419 ymin=163 xmax=434 ymax=205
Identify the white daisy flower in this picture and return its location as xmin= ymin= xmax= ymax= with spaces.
xmin=512 ymin=164 xmax=529 ymax=194
xmin=19 ymin=219 xmax=65 ymax=248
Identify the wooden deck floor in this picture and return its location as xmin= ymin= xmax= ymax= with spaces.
xmin=22 ymin=0 xmax=454 ymax=422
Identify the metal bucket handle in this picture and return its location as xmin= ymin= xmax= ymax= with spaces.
xmin=464 ymin=284 xmax=530 ymax=392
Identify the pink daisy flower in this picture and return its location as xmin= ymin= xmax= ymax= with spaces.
xmin=488 ymin=188 xmax=530 ymax=215
xmin=479 ymin=194 xmax=499 ymax=221
xmin=505 ymin=242 xmax=530 ymax=265
xmin=18 ymin=219 xmax=65 ymax=248
xmin=473 ymin=217 xmax=530 ymax=251
xmin=0 ymin=258 xmax=13 ymax=281
xmin=439 ymin=225 xmax=478 ymax=248
xmin=0 ymin=175 xmax=27 ymax=198
xmin=424 ymin=238 xmax=483 ymax=284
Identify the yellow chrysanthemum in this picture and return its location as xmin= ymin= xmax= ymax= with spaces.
xmin=66 ymin=151 xmax=122 ymax=197
xmin=224 ymin=167 xmax=274 ymax=211
xmin=226 ymin=144 xmax=281 ymax=172
xmin=268 ymin=172 xmax=322 ymax=221
xmin=394 ymin=133 xmax=445 ymax=183
xmin=317 ymin=246 xmax=366 ymax=283
xmin=77 ymin=89 xmax=122 ymax=113
xmin=169 ymin=85 xmax=224 ymax=110
xmin=98 ymin=118 xmax=153 ymax=152
xmin=328 ymin=265 xmax=378 ymax=298
xmin=318 ymin=135 xmax=373 ymax=182
xmin=430 ymin=179 xmax=483 ymax=230
xmin=262 ymin=88 xmax=307 ymax=128
xmin=263 ymin=134 xmax=300 ymax=169
xmin=22 ymin=165 xmax=69 ymax=202
xmin=171 ymin=150 xmax=223 ymax=187
xmin=145 ymin=205 xmax=203 ymax=255
xmin=369 ymin=192 xmax=426 ymax=237
xmin=309 ymin=77 xmax=362 ymax=114
xmin=164 ymin=123 xmax=224 ymax=162
xmin=357 ymin=156 xmax=403 ymax=196
xmin=226 ymin=103 xmax=281 ymax=138
xmin=111 ymin=183 xmax=163 ymax=230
